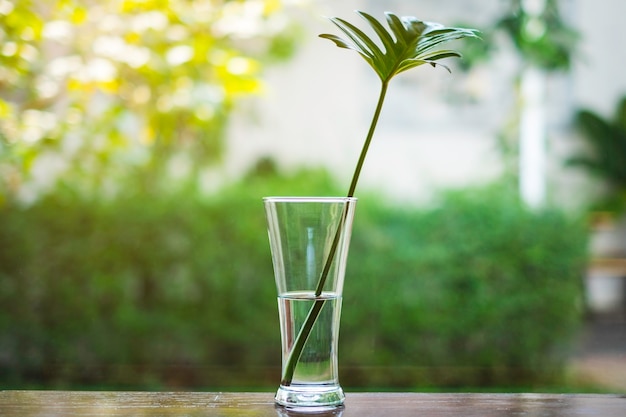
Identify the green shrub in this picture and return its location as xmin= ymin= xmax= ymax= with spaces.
xmin=341 ymin=184 xmax=588 ymax=388
xmin=0 ymin=167 xmax=339 ymax=389
xmin=0 ymin=171 xmax=588 ymax=390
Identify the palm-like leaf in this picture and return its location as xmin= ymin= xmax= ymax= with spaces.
xmin=320 ymin=11 xmax=479 ymax=82
xmin=568 ymin=108 xmax=626 ymax=185
xmin=566 ymin=101 xmax=626 ymax=212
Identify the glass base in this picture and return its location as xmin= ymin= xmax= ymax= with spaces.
xmin=275 ymin=384 xmax=345 ymax=410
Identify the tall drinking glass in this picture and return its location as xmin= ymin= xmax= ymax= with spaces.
xmin=264 ymin=197 xmax=357 ymax=409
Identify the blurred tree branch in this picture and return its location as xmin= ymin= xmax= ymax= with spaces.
xmin=0 ymin=0 xmax=303 ymax=203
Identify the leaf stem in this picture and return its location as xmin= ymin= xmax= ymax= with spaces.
xmin=348 ymin=81 xmax=389 ymax=197
xmin=280 ymin=81 xmax=389 ymax=386
xmin=280 ymin=298 xmax=325 ymax=385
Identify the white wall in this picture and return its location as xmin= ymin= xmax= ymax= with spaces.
xmin=223 ymin=0 xmax=626 ymax=207
xmin=572 ymin=0 xmax=626 ymax=114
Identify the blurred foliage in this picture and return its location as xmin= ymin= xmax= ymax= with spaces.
xmin=455 ymin=0 xmax=579 ymax=186
xmin=0 ymin=168 xmax=588 ymax=390
xmin=497 ymin=0 xmax=578 ymax=71
xmin=343 ymin=183 xmax=588 ymax=388
xmin=457 ymin=0 xmax=578 ymax=72
xmin=566 ymin=95 xmax=626 ymax=213
xmin=0 ymin=0 xmax=303 ymax=203
xmin=0 ymin=0 xmax=589 ymax=391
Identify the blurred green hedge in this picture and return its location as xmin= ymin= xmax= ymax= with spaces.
xmin=342 ymin=186 xmax=588 ymax=388
xmin=0 ymin=168 xmax=588 ymax=390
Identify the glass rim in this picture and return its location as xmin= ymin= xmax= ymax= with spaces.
xmin=263 ymin=196 xmax=357 ymax=203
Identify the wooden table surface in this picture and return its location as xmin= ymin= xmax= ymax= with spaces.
xmin=1 ymin=391 xmax=625 ymax=417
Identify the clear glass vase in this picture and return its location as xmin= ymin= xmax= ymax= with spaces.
xmin=264 ymin=197 xmax=357 ymax=409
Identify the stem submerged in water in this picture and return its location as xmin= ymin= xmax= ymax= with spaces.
xmin=280 ymin=82 xmax=389 ymax=386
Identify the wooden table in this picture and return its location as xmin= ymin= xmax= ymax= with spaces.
xmin=1 ymin=391 xmax=625 ymax=416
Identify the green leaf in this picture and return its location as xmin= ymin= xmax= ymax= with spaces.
xmin=325 ymin=16 xmax=387 ymax=78
xmin=320 ymin=11 xmax=479 ymax=83
xmin=318 ymin=34 xmax=353 ymax=50
xmin=385 ymin=12 xmax=409 ymax=47
xmin=335 ymin=17 xmax=384 ymax=60
xmin=357 ymin=11 xmax=397 ymax=58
